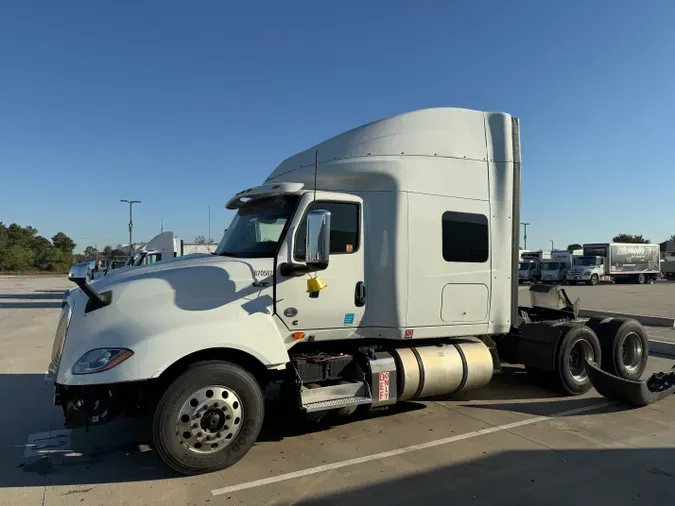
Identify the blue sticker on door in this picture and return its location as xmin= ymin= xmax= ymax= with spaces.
xmin=343 ymin=313 xmax=355 ymax=325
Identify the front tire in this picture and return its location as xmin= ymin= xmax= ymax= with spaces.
xmin=589 ymin=274 xmax=599 ymax=286
xmin=153 ymin=361 xmax=265 ymax=475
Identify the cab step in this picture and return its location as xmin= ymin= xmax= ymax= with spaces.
xmin=301 ymin=381 xmax=372 ymax=413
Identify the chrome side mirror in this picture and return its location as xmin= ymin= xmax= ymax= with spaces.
xmin=68 ymin=261 xmax=92 ymax=285
xmin=305 ymin=209 xmax=331 ymax=271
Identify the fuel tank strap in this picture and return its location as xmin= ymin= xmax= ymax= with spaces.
xmin=410 ymin=346 xmax=425 ymax=400
xmin=451 ymin=343 xmax=469 ymax=394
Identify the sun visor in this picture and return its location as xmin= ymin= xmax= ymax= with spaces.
xmin=226 ymin=182 xmax=304 ymax=210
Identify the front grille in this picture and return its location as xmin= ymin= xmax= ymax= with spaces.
xmin=50 ymin=303 xmax=71 ymax=374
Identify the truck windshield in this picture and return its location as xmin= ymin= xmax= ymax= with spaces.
xmin=216 ymin=195 xmax=299 ymax=258
xmin=576 ymin=256 xmax=598 ymax=266
xmin=519 ymin=262 xmax=529 ymax=270
xmin=542 ymin=262 xmax=560 ymax=271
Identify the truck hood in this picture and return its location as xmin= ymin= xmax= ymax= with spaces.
xmin=88 ymin=253 xmax=266 ymax=293
xmin=56 ymin=252 xmax=284 ymax=386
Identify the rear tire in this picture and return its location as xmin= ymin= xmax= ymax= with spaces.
xmin=153 ymin=361 xmax=265 ymax=475
xmin=585 ymin=318 xmax=648 ymax=380
xmin=637 ymin=273 xmax=646 ymax=284
xmin=555 ymin=323 xmax=602 ymax=395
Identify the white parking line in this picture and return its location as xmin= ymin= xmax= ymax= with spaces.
xmin=211 ymin=401 xmax=613 ymax=496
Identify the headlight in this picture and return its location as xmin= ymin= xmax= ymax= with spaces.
xmin=583 ymin=271 xmax=591 ymax=275
xmin=72 ymin=348 xmax=133 ymax=375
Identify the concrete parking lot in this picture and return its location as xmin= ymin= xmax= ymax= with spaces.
xmin=518 ymin=281 xmax=675 ymax=319
xmin=2 ymin=276 xmax=675 ymax=505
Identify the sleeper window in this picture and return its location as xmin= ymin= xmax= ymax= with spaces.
xmin=442 ymin=211 xmax=489 ymax=262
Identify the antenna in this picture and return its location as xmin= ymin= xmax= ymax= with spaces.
xmin=313 ymin=150 xmax=318 ymax=207
xmin=160 ymin=219 xmax=164 ymax=233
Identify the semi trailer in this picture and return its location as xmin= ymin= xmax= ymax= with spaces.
xmin=51 ymin=107 xmax=653 ymax=475
xmin=566 ymin=243 xmax=661 ymax=285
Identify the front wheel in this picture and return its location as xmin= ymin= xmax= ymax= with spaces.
xmin=589 ymin=274 xmax=599 ymax=286
xmin=153 ymin=361 xmax=265 ymax=475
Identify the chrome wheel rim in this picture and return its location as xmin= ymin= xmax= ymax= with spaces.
xmin=569 ymin=340 xmax=595 ymax=382
xmin=622 ymin=332 xmax=643 ymax=372
xmin=177 ymin=386 xmax=243 ymax=454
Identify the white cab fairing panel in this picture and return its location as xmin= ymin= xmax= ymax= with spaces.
xmin=56 ymin=254 xmax=290 ymax=386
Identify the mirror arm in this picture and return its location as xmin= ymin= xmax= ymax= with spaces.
xmin=71 ymin=278 xmax=111 ymax=311
xmin=279 ymin=262 xmax=311 ymax=277
xmin=279 ymin=261 xmax=328 ymax=277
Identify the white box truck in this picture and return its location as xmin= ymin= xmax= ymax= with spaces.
xmin=540 ymin=250 xmax=580 ymax=284
xmin=566 ymin=243 xmax=660 ymax=285
xmin=518 ymin=251 xmax=550 ymax=283
xmin=52 ymin=108 xmax=651 ymax=475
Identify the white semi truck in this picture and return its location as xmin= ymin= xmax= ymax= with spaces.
xmin=124 ymin=231 xmax=186 ymax=268
xmin=566 ymin=243 xmax=661 ymax=285
xmin=86 ymin=232 xmax=186 ymax=280
xmin=51 ymin=108 xmax=652 ymax=475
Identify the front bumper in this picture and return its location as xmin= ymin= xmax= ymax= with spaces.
xmin=566 ymin=275 xmax=591 ymax=281
xmin=54 ymin=383 xmax=117 ymax=429
xmin=54 ymin=380 xmax=149 ymax=429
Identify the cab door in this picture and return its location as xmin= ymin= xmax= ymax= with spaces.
xmin=275 ymin=193 xmax=365 ymax=337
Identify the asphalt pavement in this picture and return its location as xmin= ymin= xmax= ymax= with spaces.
xmin=1 ymin=276 xmax=675 ymax=505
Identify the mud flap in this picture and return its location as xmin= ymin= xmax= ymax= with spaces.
xmin=586 ymin=360 xmax=675 ymax=406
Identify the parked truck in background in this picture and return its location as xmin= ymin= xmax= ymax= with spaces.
xmin=566 ymin=243 xmax=661 ymax=285
xmin=661 ymin=251 xmax=675 ymax=280
xmin=518 ymin=250 xmax=551 ymax=283
xmin=52 ymin=108 xmax=651 ymax=475
xmin=540 ymin=249 xmax=581 ymax=283
xmin=518 ymin=258 xmax=540 ymax=283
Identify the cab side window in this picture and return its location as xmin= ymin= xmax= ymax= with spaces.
xmin=294 ymin=202 xmax=360 ymax=260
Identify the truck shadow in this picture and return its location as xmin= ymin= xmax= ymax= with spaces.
xmin=425 ymin=365 xmax=565 ymax=402
xmin=0 ymin=374 xmax=177 ymax=488
xmin=257 ymin=397 xmax=426 ymax=443
xmin=0 ymin=301 xmax=62 ymax=309
xmin=0 ymin=372 xmax=643 ymax=489
xmin=0 ymin=292 xmax=64 ymax=300
xmin=293 ymin=447 xmax=675 ymax=505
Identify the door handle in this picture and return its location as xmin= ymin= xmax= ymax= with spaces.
xmin=355 ymin=281 xmax=366 ymax=307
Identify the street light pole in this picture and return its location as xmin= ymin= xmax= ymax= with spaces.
xmin=521 ymin=222 xmax=530 ymax=250
xmin=550 ymin=240 xmax=554 ymax=250
xmin=120 ymin=199 xmax=141 ymax=256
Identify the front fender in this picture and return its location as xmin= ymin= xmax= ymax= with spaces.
xmin=57 ymin=313 xmax=289 ymax=386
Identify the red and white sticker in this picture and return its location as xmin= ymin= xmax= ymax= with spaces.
xmin=404 ymin=329 xmax=414 ymax=339
xmin=378 ymin=372 xmax=390 ymax=401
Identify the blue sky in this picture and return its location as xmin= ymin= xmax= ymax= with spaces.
xmin=1 ymin=1 xmax=674 ymax=252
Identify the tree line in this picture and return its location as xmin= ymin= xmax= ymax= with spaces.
xmin=0 ymin=223 xmax=78 ymax=272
